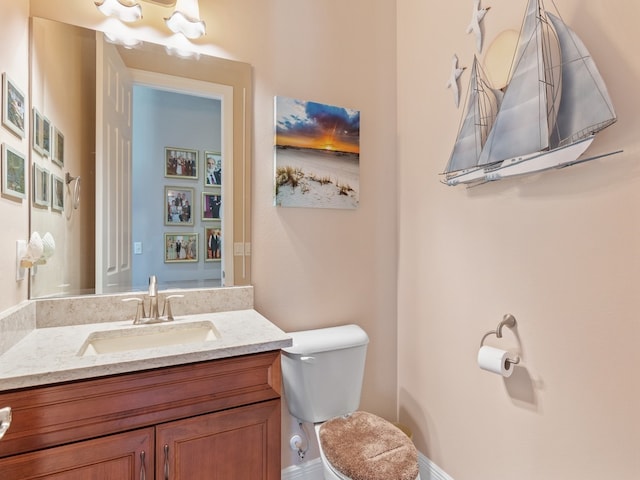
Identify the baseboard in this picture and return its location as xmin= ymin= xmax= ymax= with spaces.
xmin=418 ymin=452 xmax=455 ymax=480
xmin=281 ymin=457 xmax=323 ymax=479
xmin=281 ymin=452 xmax=454 ymax=480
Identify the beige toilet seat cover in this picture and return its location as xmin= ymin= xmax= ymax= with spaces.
xmin=319 ymin=411 xmax=419 ymax=480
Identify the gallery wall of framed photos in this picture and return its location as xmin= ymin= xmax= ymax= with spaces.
xmin=163 ymin=147 xmax=224 ymax=265
xmin=131 ymin=85 xmax=226 ymax=289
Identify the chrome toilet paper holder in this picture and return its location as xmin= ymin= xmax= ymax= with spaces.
xmin=480 ymin=314 xmax=521 ymax=366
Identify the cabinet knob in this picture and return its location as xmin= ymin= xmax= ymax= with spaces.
xmin=0 ymin=407 xmax=11 ymax=440
xmin=139 ymin=450 xmax=146 ymax=480
xmin=164 ymin=444 xmax=170 ymax=480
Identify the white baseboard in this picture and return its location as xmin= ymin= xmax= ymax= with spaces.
xmin=281 ymin=457 xmax=323 ymax=479
xmin=281 ymin=452 xmax=454 ymax=480
xmin=418 ymin=452 xmax=455 ymax=480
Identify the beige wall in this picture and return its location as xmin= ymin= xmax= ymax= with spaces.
xmin=0 ymin=0 xmax=29 ymax=312
xmin=239 ymin=0 xmax=399 ymax=467
xmin=29 ymin=18 xmax=96 ymax=298
xmin=397 ymin=0 xmax=640 ymax=478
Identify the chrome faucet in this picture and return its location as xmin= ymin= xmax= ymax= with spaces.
xmin=122 ymin=275 xmax=183 ymax=325
xmin=148 ymin=275 xmax=160 ymax=320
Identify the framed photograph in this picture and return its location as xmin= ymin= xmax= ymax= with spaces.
xmin=204 ymin=151 xmax=222 ymax=186
xmin=164 ymin=233 xmax=198 ymax=263
xmin=52 ymin=127 xmax=64 ymax=167
xmin=202 ymin=190 xmax=222 ymax=220
xmin=51 ymin=174 xmax=64 ymax=212
xmin=2 ymin=73 xmax=26 ymax=138
xmin=42 ymin=115 xmax=51 ymax=157
xmin=31 ymin=107 xmax=43 ymax=155
xmin=33 ymin=163 xmax=50 ymax=208
xmin=32 ymin=107 xmax=51 ymax=157
xmin=165 ymin=147 xmax=198 ymax=179
xmin=204 ymin=225 xmax=222 ymax=262
xmin=165 ymin=186 xmax=194 ymax=226
xmin=1 ymin=143 xmax=26 ymax=200
xmin=274 ymin=96 xmax=360 ymax=209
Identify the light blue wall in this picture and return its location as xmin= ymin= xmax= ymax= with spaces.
xmin=131 ymin=85 xmax=222 ymax=290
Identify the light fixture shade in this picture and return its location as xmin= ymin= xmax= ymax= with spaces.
xmin=165 ymin=0 xmax=206 ymax=39
xmin=95 ymin=0 xmax=142 ymax=23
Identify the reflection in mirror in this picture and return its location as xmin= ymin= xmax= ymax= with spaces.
xmin=29 ymin=17 xmax=252 ymax=299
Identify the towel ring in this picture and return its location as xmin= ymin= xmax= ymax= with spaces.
xmin=65 ymin=172 xmax=81 ymax=210
xmin=480 ymin=313 xmax=520 ymax=365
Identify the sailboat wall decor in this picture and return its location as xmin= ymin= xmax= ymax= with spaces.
xmin=443 ymin=0 xmax=618 ymax=187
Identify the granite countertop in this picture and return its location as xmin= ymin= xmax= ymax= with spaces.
xmin=0 ymin=309 xmax=291 ymax=391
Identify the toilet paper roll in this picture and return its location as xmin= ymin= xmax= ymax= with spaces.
xmin=477 ymin=345 xmax=515 ymax=377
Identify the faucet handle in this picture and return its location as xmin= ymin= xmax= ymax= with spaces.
xmin=162 ymin=295 xmax=184 ymax=321
xmin=122 ymin=297 xmax=146 ymax=324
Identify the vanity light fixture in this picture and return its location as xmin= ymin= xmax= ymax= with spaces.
xmin=165 ymin=0 xmax=206 ymax=39
xmin=95 ymin=0 xmax=143 ymax=23
xmin=165 ymin=45 xmax=201 ymax=60
xmin=104 ymin=31 xmax=144 ymax=49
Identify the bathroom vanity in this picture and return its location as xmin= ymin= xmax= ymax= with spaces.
xmin=0 ymin=300 xmax=291 ymax=479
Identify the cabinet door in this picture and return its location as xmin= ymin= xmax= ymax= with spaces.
xmin=156 ymin=399 xmax=280 ymax=480
xmin=0 ymin=428 xmax=153 ymax=480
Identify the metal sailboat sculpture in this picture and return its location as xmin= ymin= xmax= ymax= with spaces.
xmin=443 ymin=0 xmax=617 ymax=186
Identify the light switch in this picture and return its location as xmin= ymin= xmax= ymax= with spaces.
xmin=134 ymin=242 xmax=143 ymax=254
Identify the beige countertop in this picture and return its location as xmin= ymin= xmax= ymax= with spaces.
xmin=0 ymin=309 xmax=291 ymax=391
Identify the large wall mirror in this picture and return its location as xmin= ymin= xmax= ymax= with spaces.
xmin=29 ymin=17 xmax=252 ymax=299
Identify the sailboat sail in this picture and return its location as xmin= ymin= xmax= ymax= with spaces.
xmin=444 ymin=0 xmax=617 ymax=186
xmin=444 ymin=57 xmax=500 ymax=174
xmin=478 ymin=0 xmax=560 ymax=167
xmin=547 ymin=12 xmax=616 ymax=148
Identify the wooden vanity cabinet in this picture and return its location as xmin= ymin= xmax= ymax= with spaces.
xmin=0 ymin=351 xmax=282 ymax=479
xmin=0 ymin=428 xmax=154 ymax=479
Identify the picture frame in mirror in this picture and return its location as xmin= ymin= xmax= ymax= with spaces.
xmin=202 ymin=190 xmax=222 ymax=220
xmin=204 ymin=151 xmax=222 ymax=186
xmin=2 ymin=73 xmax=25 ymax=138
xmin=165 ymin=147 xmax=198 ymax=179
xmin=1 ymin=143 xmax=26 ymax=201
xmin=165 ymin=186 xmax=194 ymax=226
xmin=32 ymin=108 xmax=51 ymax=157
xmin=33 ymin=163 xmax=50 ymax=208
xmin=42 ymin=115 xmax=51 ymax=157
xmin=52 ymin=127 xmax=64 ymax=167
xmin=204 ymin=225 xmax=222 ymax=262
xmin=164 ymin=232 xmax=198 ymax=263
xmin=51 ymin=174 xmax=64 ymax=212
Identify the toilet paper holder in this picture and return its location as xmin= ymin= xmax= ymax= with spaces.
xmin=480 ymin=314 xmax=520 ymax=366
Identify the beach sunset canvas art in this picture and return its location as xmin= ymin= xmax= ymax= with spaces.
xmin=274 ymin=96 xmax=360 ymax=209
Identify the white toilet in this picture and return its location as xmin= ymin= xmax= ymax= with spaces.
xmin=281 ymin=324 xmax=420 ymax=480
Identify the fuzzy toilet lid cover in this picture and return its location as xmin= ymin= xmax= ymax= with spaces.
xmin=319 ymin=411 xmax=419 ymax=480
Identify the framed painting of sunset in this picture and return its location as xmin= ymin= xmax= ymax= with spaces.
xmin=274 ymin=96 xmax=360 ymax=209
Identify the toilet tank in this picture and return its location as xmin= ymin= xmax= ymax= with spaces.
xmin=281 ymin=324 xmax=369 ymax=423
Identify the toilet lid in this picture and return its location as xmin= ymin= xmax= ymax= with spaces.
xmin=319 ymin=411 xmax=419 ymax=480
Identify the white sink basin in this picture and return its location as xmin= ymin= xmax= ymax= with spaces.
xmin=77 ymin=320 xmax=220 ymax=356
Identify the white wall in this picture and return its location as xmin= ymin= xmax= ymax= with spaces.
xmin=397 ymin=0 xmax=640 ymax=478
